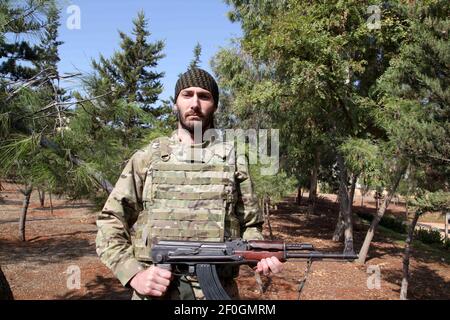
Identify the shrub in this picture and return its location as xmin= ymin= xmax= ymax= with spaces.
xmin=380 ymin=215 xmax=407 ymax=234
xmin=356 ymin=211 xmax=407 ymax=234
xmin=440 ymin=237 xmax=450 ymax=250
xmin=414 ymin=228 xmax=443 ymax=245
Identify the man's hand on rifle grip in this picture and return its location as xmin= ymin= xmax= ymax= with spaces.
xmin=255 ymin=256 xmax=284 ymax=276
xmin=129 ymin=265 xmax=174 ymax=297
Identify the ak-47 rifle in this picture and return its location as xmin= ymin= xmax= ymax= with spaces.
xmin=150 ymin=239 xmax=358 ymax=300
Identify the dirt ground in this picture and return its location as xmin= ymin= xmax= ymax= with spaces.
xmin=1 ymin=182 xmax=449 ymax=300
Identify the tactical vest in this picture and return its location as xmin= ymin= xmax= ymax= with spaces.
xmin=133 ymin=137 xmax=242 ymax=262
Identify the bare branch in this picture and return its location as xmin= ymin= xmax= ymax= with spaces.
xmin=15 ymin=92 xmax=112 ymax=122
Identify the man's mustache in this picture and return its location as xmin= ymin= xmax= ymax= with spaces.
xmin=184 ymin=112 xmax=204 ymax=118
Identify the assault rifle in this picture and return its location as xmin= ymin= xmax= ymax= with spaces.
xmin=150 ymin=239 xmax=358 ymax=300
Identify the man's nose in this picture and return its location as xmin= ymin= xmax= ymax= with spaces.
xmin=189 ymin=94 xmax=201 ymax=111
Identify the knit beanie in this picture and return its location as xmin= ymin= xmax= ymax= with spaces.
xmin=174 ymin=68 xmax=219 ymax=106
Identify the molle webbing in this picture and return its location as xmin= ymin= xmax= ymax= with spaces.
xmin=147 ymin=161 xmax=236 ymax=242
xmin=152 ymin=176 xmax=231 ymax=185
xmin=152 ymin=162 xmax=234 ymax=172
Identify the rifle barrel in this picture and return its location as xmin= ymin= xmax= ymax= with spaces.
xmin=286 ymin=252 xmax=358 ymax=260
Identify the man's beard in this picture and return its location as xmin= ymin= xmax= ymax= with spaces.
xmin=179 ymin=111 xmax=214 ymax=134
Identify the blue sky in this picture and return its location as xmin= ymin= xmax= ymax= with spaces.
xmin=57 ymin=0 xmax=242 ymax=102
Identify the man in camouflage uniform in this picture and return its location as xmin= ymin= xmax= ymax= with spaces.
xmin=96 ymin=68 xmax=283 ymax=300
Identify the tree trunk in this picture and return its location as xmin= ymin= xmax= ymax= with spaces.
xmin=333 ymin=173 xmax=358 ymax=242
xmin=361 ymin=192 xmax=364 ymax=207
xmin=400 ymin=210 xmax=420 ymax=300
xmin=335 ymin=154 xmax=354 ymax=253
xmin=0 ymin=266 xmax=14 ymax=300
xmin=349 ymin=174 xmax=357 ymax=207
xmin=49 ymin=192 xmax=54 ymax=215
xmin=19 ymin=185 xmax=32 ymax=242
xmin=332 ymin=207 xmax=345 ymax=241
xmin=308 ymin=149 xmax=320 ymax=215
xmin=264 ymin=196 xmax=274 ymax=240
xmin=405 ymin=195 xmax=409 ymax=220
xmin=357 ymin=163 xmax=407 ymax=264
xmin=38 ymin=189 xmax=45 ymax=207
xmin=332 ymin=192 xmax=344 ymax=242
xmin=297 ymin=186 xmax=302 ymax=205
xmin=0 ymin=181 xmax=3 ymax=203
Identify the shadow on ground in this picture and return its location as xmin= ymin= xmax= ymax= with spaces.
xmin=268 ymin=196 xmax=450 ymax=299
xmin=382 ymin=264 xmax=450 ymax=299
xmin=0 ymin=232 xmax=97 ymax=265
xmin=56 ymin=275 xmax=133 ymax=300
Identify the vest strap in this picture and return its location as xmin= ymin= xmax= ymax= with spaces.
xmin=153 ymin=162 xmax=234 ymax=172
xmin=153 ymin=176 xmax=232 ymax=185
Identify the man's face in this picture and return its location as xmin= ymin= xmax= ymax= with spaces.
xmin=175 ymin=87 xmax=216 ymax=133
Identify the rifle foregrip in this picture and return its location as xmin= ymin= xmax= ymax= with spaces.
xmin=235 ymin=251 xmax=286 ymax=262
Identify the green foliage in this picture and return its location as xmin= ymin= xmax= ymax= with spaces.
xmin=339 ymin=138 xmax=379 ymax=175
xmin=0 ymin=25 xmax=71 ymax=196
xmin=91 ymin=10 xmax=166 ymax=114
xmin=189 ymin=42 xmax=202 ymax=69
xmin=339 ymin=137 xmax=385 ymax=191
xmin=380 ymin=215 xmax=408 ymax=234
xmin=0 ymin=4 xmax=173 ymax=208
xmin=0 ymin=134 xmax=40 ymax=176
xmin=318 ymin=182 xmax=336 ymax=195
xmin=44 ymin=11 xmax=174 ymax=202
xmin=70 ymin=11 xmax=172 ymax=187
xmin=415 ymin=228 xmax=443 ymax=245
xmin=2 ymin=0 xmax=448 ymax=225
xmin=442 ymin=238 xmax=450 ymax=251
xmin=374 ymin=1 xmax=449 ymax=181
xmin=408 ymin=191 xmax=450 ymax=213
xmin=33 ymin=1 xmax=62 ymax=74
xmin=249 ymin=163 xmax=297 ymax=203
xmin=357 ymin=211 xmax=407 ymax=234
xmin=0 ymin=0 xmax=53 ymax=80
xmin=215 ymin=0 xmax=416 ymax=205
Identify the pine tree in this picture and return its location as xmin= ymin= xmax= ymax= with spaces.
xmin=357 ymin=0 xmax=450 ymax=263
xmin=216 ymin=0 xmax=413 ymax=253
xmin=77 ymin=10 xmax=170 ymax=154
xmin=60 ymin=11 xmax=172 ymax=206
xmin=189 ymin=42 xmax=202 ymax=69
xmin=0 ymin=0 xmax=48 ymax=81
xmin=34 ymin=2 xmax=62 ymax=76
xmin=91 ymin=10 xmax=165 ymax=114
xmin=0 ymin=1 xmax=79 ymax=241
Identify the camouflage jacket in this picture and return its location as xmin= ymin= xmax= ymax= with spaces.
xmin=95 ymin=134 xmax=264 ymax=286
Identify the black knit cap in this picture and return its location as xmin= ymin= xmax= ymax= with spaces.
xmin=175 ymin=68 xmax=219 ymax=106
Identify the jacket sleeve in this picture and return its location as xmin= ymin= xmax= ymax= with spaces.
xmin=234 ymin=153 xmax=264 ymax=240
xmin=95 ymin=148 xmax=151 ymax=286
